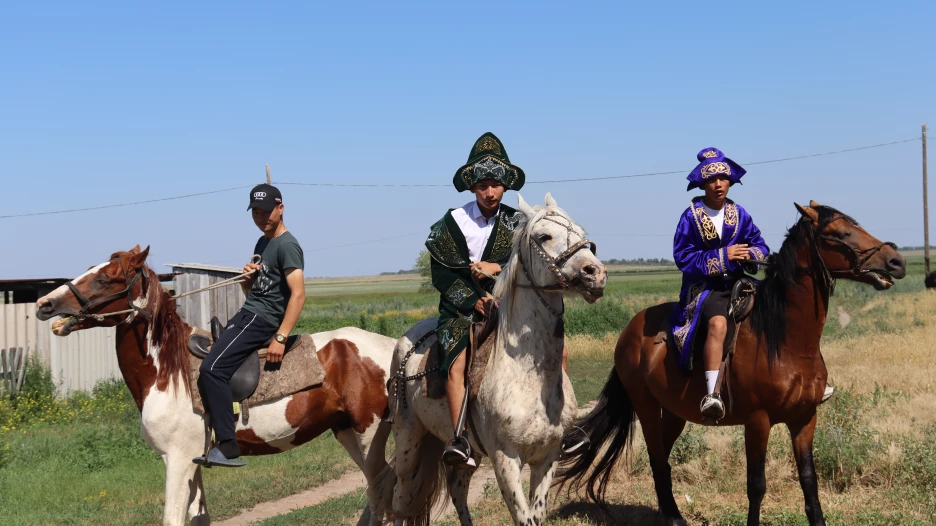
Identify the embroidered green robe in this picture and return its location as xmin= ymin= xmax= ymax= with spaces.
xmin=426 ymin=204 xmax=522 ymax=376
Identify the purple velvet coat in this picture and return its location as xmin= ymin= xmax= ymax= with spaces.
xmin=670 ymin=197 xmax=769 ymax=375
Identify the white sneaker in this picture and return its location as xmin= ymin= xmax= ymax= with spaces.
xmin=700 ymin=394 xmax=725 ymax=421
xmin=820 ymin=385 xmax=835 ymax=404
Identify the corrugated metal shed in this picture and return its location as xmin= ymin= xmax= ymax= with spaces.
xmin=166 ymin=263 xmax=245 ymax=331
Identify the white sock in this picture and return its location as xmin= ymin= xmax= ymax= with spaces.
xmin=705 ymin=370 xmax=719 ymax=395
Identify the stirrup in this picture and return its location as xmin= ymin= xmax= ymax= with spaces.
xmin=820 ymin=385 xmax=835 ymax=404
xmin=561 ymin=425 xmax=591 ymax=456
xmin=443 ymin=436 xmax=476 ymax=467
xmin=700 ymin=393 xmax=725 ymax=422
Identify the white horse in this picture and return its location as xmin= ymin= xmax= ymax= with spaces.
xmin=371 ymin=194 xmax=608 ymax=525
xmin=36 ymin=246 xmax=395 ymax=526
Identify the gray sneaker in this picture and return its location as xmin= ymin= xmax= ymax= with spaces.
xmin=193 ymin=447 xmax=246 ymax=468
xmin=700 ymin=394 xmax=725 ymax=422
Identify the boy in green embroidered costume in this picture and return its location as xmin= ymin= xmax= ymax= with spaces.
xmin=426 ymin=132 xmax=524 ymax=466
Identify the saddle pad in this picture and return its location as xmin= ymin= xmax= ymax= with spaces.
xmin=420 ymin=321 xmax=497 ymax=403
xmin=188 ymin=333 xmax=325 ymax=414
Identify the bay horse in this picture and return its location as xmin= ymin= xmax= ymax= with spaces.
xmin=555 ymin=201 xmax=907 ymax=526
xmin=36 ymin=246 xmax=395 ymax=526
xmin=371 ymin=193 xmax=608 ymax=526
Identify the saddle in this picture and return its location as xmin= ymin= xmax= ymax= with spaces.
xmin=420 ymin=312 xmax=498 ymax=404
xmin=186 ymin=317 xmax=325 ymax=424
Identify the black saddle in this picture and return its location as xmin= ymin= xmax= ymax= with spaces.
xmin=728 ymin=277 xmax=757 ymax=323
xmin=187 ymin=316 xmax=300 ymax=403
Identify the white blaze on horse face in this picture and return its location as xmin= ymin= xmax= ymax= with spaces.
xmin=39 ymin=261 xmax=111 ymax=314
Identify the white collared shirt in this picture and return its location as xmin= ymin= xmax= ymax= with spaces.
xmin=451 ymin=200 xmax=499 ymax=262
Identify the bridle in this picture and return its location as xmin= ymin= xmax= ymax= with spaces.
xmin=801 ymin=213 xmax=897 ymax=295
xmin=66 ymin=258 xmax=152 ymax=323
xmin=516 ymin=211 xmax=597 ymax=320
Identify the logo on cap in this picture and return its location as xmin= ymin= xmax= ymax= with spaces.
xmin=254 ymin=192 xmax=267 ymax=198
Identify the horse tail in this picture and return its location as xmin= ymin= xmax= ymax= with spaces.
xmin=554 ymin=368 xmax=635 ymax=506
xmin=368 ymin=434 xmax=447 ymax=526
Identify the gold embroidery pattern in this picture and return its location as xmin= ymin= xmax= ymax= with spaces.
xmin=702 ymin=149 xmax=719 ymax=159
xmin=439 ymin=315 xmax=472 ymax=353
xmin=701 ymin=161 xmax=732 ymax=179
xmin=674 ymin=283 xmax=704 ymax=352
xmin=489 ymin=215 xmax=516 ymax=262
xmin=476 ymin=136 xmax=501 ymax=155
xmin=750 ymin=247 xmax=764 ymax=261
xmin=706 ymin=257 xmax=721 ymax=276
xmin=445 ymin=280 xmax=474 ymax=306
xmin=694 ymin=207 xmax=719 ymax=241
xmin=724 ymin=203 xmax=738 ymax=227
xmin=428 ymin=220 xmax=466 ymax=267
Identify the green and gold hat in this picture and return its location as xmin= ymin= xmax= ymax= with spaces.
xmin=452 ymin=132 xmax=526 ymax=192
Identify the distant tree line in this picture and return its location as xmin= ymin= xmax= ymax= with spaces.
xmin=601 ymin=257 xmax=675 ymax=266
xmin=379 ymin=269 xmax=420 ymax=275
xmin=897 ymin=245 xmax=936 ymax=251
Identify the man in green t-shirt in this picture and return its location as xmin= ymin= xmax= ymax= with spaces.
xmin=194 ymin=184 xmax=305 ymax=468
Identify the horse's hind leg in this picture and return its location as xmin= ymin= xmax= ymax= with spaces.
xmin=186 ymin=465 xmax=209 ymax=525
xmin=631 ymin=386 xmax=685 ymax=525
xmin=744 ymin=412 xmax=771 ymax=526
xmin=788 ymin=413 xmax=826 ymax=526
xmin=446 ymin=463 xmax=478 ymax=525
xmin=335 ymin=424 xmax=389 ymax=526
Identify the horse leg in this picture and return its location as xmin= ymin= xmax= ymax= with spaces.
xmin=661 ymin=408 xmax=688 ymax=458
xmin=528 ymin=452 xmax=561 ymax=526
xmin=744 ymin=412 xmax=771 ymax=526
xmin=631 ymin=387 xmax=685 ymax=525
xmin=162 ymin=454 xmax=200 ymax=526
xmin=335 ymin=423 xmax=390 ymax=526
xmin=186 ymin=465 xmax=209 ymax=525
xmin=490 ymin=449 xmax=533 ymax=526
xmin=788 ymin=414 xmax=826 ymax=526
xmin=446 ymin=463 xmax=478 ymax=525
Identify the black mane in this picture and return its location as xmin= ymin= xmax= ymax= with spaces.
xmin=749 ymin=205 xmax=855 ymax=362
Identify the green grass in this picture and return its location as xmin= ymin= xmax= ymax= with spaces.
xmin=255 ymin=489 xmax=369 ymax=526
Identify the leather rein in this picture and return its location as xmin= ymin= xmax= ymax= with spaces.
xmin=800 ymin=214 xmax=897 ymax=296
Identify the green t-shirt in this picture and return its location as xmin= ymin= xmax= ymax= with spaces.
xmin=243 ymin=231 xmax=304 ymax=326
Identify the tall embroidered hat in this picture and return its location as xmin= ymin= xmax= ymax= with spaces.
xmin=453 ymin=132 xmax=526 ymax=192
xmin=686 ymin=147 xmax=746 ymax=191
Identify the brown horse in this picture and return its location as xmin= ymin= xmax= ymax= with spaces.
xmin=36 ymin=246 xmax=396 ymax=526
xmin=555 ymin=202 xmax=907 ymax=526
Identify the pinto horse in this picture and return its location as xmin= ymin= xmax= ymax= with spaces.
xmin=555 ymin=202 xmax=907 ymax=526
xmin=36 ymin=246 xmax=395 ymax=526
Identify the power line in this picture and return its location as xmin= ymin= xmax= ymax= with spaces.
xmin=0 ymin=136 xmax=921 ymax=220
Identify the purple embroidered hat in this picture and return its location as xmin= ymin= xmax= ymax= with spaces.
xmin=686 ymin=147 xmax=746 ymax=191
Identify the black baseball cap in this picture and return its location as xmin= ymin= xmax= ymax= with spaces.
xmin=247 ymin=184 xmax=283 ymax=212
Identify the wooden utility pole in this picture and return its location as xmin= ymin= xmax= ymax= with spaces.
xmin=924 ymin=124 xmax=930 ymax=274
xmin=266 ymin=164 xmax=272 ymax=185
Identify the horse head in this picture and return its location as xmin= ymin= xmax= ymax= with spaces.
xmin=794 ymin=200 xmax=906 ymax=290
xmin=36 ymin=245 xmax=156 ymax=336
xmin=505 ymin=192 xmax=607 ymax=303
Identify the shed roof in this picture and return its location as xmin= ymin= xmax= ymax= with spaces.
xmin=164 ymin=263 xmax=242 ymax=274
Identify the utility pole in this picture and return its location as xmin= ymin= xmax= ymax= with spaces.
xmin=924 ymin=124 xmax=930 ymax=274
xmin=266 ymin=164 xmax=272 ymax=185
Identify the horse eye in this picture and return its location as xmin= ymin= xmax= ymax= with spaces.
xmin=95 ymin=278 xmax=109 ymax=286
xmin=539 ymin=234 xmax=552 ymax=242
xmin=837 ymin=231 xmax=851 ymax=240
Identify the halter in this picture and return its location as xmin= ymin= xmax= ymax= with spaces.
xmin=516 ymin=211 xmax=597 ymax=320
xmin=66 ymin=258 xmax=152 ymax=322
xmin=800 ymin=214 xmax=897 ymax=296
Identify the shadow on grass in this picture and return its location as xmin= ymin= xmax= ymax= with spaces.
xmin=552 ymin=500 xmax=664 ymax=525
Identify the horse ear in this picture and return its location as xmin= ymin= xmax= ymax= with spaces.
xmin=131 ymin=246 xmax=150 ymax=267
xmin=809 ymin=199 xmax=822 ymax=208
xmin=544 ymin=193 xmax=558 ymax=208
xmin=795 ymin=202 xmax=819 ymax=223
xmin=129 ymin=244 xmax=141 ymax=254
xmin=517 ymin=194 xmax=534 ymax=218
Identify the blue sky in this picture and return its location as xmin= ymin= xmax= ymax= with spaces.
xmin=1 ymin=1 xmax=933 ymax=279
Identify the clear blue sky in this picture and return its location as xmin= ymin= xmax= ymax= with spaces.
xmin=2 ymin=1 xmax=933 ymax=279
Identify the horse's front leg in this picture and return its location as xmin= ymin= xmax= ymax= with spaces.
xmin=446 ymin=463 xmax=478 ymax=525
xmin=186 ymin=465 xmax=209 ymax=525
xmin=744 ymin=412 xmax=771 ymax=526
xmin=490 ymin=449 xmax=533 ymax=526
xmin=162 ymin=453 xmax=201 ymax=526
xmin=527 ymin=450 xmax=561 ymax=525
xmin=788 ymin=413 xmax=826 ymax=526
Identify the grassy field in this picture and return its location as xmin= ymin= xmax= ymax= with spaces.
xmin=0 ymin=256 xmax=930 ymax=525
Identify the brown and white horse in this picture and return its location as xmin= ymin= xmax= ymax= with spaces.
xmin=36 ymin=246 xmax=395 ymax=526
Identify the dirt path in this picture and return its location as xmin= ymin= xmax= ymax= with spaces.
xmin=218 ymin=403 xmax=595 ymax=525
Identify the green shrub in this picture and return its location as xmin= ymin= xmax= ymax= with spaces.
xmin=670 ymin=424 xmax=709 ymax=466
xmin=564 ymin=299 xmax=634 ymax=337
xmin=898 ymin=423 xmax=936 ymax=493
xmin=813 ymin=388 xmax=878 ymax=491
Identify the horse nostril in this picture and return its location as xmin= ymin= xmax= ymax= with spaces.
xmin=583 ymin=265 xmax=597 ymax=276
xmin=887 ymin=256 xmax=905 ymax=272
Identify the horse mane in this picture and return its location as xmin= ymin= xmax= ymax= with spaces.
xmin=113 ymin=251 xmax=191 ymax=394
xmin=749 ymin=205 xmax=855 ymax=362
